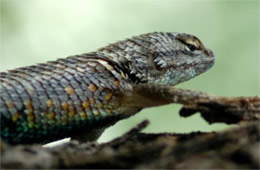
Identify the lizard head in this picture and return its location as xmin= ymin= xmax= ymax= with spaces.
xmin=145 ymin=32 xmax=216 ymax=85
xmin=98 ymin=32 xmax=215 ymax=86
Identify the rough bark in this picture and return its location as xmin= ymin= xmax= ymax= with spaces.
xmin=1 ymin=95 xmax=259 ymax=169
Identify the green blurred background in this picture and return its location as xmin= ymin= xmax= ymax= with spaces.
xmin=1 ymin=0 xmax=259 ymax=143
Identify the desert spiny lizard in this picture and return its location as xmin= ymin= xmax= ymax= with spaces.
xmin=0 ymin=32 xmax=215 ymax=144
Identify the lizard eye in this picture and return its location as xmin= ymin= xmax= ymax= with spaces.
xmin=187 ymin=44 xmax=197 ymax=52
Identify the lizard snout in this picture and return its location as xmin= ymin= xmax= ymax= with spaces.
xmin=205 ymin=48 xmax=215 ymax=58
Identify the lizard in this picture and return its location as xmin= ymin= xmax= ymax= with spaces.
xmin=0 ymin=32 xmax=215 ymax=144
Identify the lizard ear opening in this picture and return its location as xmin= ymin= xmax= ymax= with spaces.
xmin=152 ymin=53 xmax=168 ymax=71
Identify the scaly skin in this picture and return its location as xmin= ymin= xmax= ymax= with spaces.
xmin=0 ymin=32 xmax=215 ymax=144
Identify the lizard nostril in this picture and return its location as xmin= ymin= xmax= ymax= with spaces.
xmin=205 ymin=49 xmax=214 ymax=58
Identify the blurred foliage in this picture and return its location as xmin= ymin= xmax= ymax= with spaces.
xmin=0 ymin=0 xmax=259 ymax=142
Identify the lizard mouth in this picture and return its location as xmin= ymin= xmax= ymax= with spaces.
xmin=154 ymin=47 xmax=215 ymax=71
xmin=155 ymin=56 xmax=215 ymax=72
xmin=176 ymin=57 xmax=215 ymax=69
